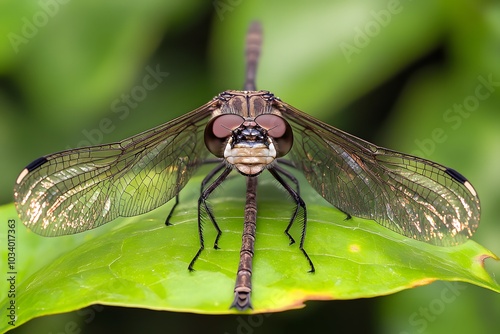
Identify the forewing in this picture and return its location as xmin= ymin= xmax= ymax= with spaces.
xmin=280 ymin=103 xmax=480 ymax=246
xmin=14 ymin=102 xmax=216 ymax=236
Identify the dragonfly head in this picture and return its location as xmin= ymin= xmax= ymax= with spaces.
xmin=205 ymin=113 xmax=293 ymax=176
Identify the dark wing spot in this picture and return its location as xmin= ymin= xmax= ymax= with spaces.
xmin=25 ymin=157 xmax=48 ymax=172
xmin=445 ymin=168 xmax=468 ymax=184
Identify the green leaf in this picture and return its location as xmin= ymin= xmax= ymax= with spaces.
xmin=1 ymin=172 xmax=498 ymax=332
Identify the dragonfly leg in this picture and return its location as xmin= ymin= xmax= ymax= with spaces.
xmin=200 ymin=162 xmax=226 ymax=194
xmin=189 ymin=167 xmax=232 ymax=271
xmin=164 ymin=194 xmax=179 ymax=226
xmin=336 ymin=207 xmax=352 ymax=221
xmin=274 ymin=162 xmax=300 ymax=195
xmin=165 ymin=159 xmax=223 ymax=226
xmin=268 ymin=168 xmax=315 ymax=273
xmin=274 ymin=163 xmax=302 ymax=244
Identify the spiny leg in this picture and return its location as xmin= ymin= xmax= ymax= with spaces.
xmin=189 ymin=167 xmax=232 ymax=271
xmin=164 ymin=158 xmax=187 ymax=226
xmin=164 ymin=194 xmax=179 ymax=226
xmin=200 ymin=163 xmax=230 ymax=250
xmin=272 ymin=165 xmax=300 ymax=245
xmin=200 ymin=162 xmax=226 ymax=193
xmin=164 ymin=159 xmax=223 ymax=226
xmin=268 ymin=168 xmax=315 ymax=273
xmin=274 ymin=163 xmax=300 ymax=195
xmin=268 ymin=167 xmax=301 ymax=245
xmin=276 ymin=160 xmax=352 ymax=222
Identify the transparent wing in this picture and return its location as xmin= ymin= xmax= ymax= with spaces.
xmin=280 ymin=103 xmax=480 ymax=246
xmin=14 ymin=101 xmax=216 ymax=236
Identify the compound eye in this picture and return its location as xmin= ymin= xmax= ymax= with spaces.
xmin=255 ymin=114 xmax=293 ymax=157
xmin=205 ymin=114 xmax=245 ymax=157
xmin=255 ymin=114 xmax=287 ymax=137
xmin=212 ymin=114 xmax=245 ymax=138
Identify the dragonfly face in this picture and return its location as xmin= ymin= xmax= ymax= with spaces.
xmin=205 ymin=91 xmax=293 ymax=176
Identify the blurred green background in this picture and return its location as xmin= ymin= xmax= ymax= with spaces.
xmin=1 ymin=0 xmax=499 ymax=333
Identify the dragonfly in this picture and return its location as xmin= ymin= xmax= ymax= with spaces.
xmin=14 ymin=22 xmax=480 ymax=311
